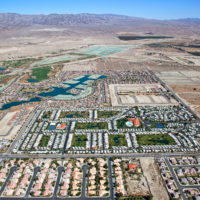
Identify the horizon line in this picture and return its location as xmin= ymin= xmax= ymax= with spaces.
xmin=0 ymin=12 xmax=199 ymax=21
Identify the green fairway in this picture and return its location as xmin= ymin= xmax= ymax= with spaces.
xmin=98 ymin=111 xmax=120 ymax=118
xmin=59 ymin=111 xmax=88 ymax=118
xmin=72 ymin=135 xmax=87 ymax=147
xmin=31 ymin=66 xmax=51 ymax=82
xmin=39 ymin=135 xmax=50 ymax=147
xmin=3 ymin=58 xmax=36 ymax=68
xmin=109 ymin=135 xmax=127 ymax=146
xmin=136 ymin=134 xmax=176 ymax=146
xmin=31 ymin=55 xmax=81 ymax=66
xmin=75 ymin=122 xmax=108 ymax=129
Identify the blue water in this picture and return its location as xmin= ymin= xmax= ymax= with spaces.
xmin=0 ymin=67 xmax=5 ymax=71
xmin=27 ymin=79 xmax=38 ymax=83
xmin=0 ymin=97 xmax=41 ymax=110
xmin=155 ymin=124 xmax=164 ymax=128
xmin=0 ymin=75 xmax=106 ymax=110
xmin=39 ymin=74 xmax=106 ymax=97
xmin=39 ymin=87 xmax=74 ymax=97
xmin=113 ymin=137 xmax=120 ymax=144
xmin=66 ymin=113 xmax=84 ymax=118
xmin=48 ymin=125 xmax=56 ymax=130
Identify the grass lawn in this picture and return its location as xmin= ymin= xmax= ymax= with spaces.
xmin=31 ymin=66 xmax=51 ymax=82
xmin=39 ymin=135 xmax=50 ymax=147
xmin=59 ymin=111 xmax=88 ymax=118
xmin=75 ymin=122 xmax=108 ymax=129
xmin=72 ymin=135 xmax=87 ymax=147
xmin=98 ymin=111 xmax=120 ymax=118
xmin=136 ymin=134 xmax=176 ymax=146
xmin=109 ymin=135 xmax=127 ymax=146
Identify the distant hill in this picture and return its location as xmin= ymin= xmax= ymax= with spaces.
xmin=0 ymin=13 xmax=142 ymax=27
xmin=0 ymin=13 xmax=200 ymax=36
xmin=176 ymin=18 xmax=200 ymax=22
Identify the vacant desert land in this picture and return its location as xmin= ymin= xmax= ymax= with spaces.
xmin=170 ymin=84 xmax=200 ymax=116
xmin=0 ymin=111 xmax=20 ymax=136
xmin=140 ymin=157 xmax=169 ymax=200
xmin=62 ymin=58 xmax=98 ymax=71
xmin=156 ymin=70 xmax=200 ymax=85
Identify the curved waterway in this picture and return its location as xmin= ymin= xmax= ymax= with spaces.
xmin=0 ymin=74 xmax=106 ymax=110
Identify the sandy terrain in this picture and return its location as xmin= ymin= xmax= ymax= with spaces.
xmin=126 ymin=175 xmax=150 ymax=196
xmin=62 ymin=57 xmax=98 ymax=71
xmin=62 ymin=57 xmax=147 ymax=72
xmin=140 ymin=157 xmax=169 ymax=200
xmin=0 ymin=111 xmax=20 ymax=135
xmin=4 ymin=124 xmax=21 ymax=140
xmin=0 ymin=105 xmax=35 ymax=140
xmin=156 ymin=70 xmax=200 ymax=85
xmin=169 ymin=56 xmax=200 ymax=66
xmin=170 ymin=85 xmax=200 ymax=116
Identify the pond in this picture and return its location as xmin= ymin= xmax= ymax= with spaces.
xmin=47 ymin=125 xmax=56 ymax=130
xmin=39 ymin=74 xmax=106 ymax=98
xmin=0 ymin=74 xmax=106 ymax=110
xmin=113 ymin=136 xmax=120 ymax=144
xmin=155 ymin=124 xmax=164 ymax=128
xmin=0 ymin=97 xmax=41 ymax=110
xmin=66 ymin=113 xmax=83 ymax=118
xmin=27 ymin=78 xmax=38 ymax=83
xmin=77 ymin=138 xmax=83 ymax=144
xmin=88 ymin=125 xmax=97 ymax=129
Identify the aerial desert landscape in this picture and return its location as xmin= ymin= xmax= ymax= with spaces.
xmin=0 ymin=1 xmax=200 ymax=199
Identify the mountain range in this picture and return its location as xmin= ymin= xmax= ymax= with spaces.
xmin=0 ymin=13 xmax=200 ymax=37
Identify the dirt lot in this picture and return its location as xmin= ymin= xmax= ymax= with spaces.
xmin=170 ymin=84 xmax=200 ymax=93
xmin=170 ymin=85 xmax=200 ymax=116
xmin=140 ymin=157 xmax=169 ymax=200
xmin=0 ymin=111 xmax=20 ymax=136
xmin=126 ymin=174 xmax=150 ymax=196
xmin=0 ymin=105 xmax=34 ymax=141
xmin=62 ymin=57 xmax=147 ymax=72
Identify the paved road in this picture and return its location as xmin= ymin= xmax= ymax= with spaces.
xmin=108 ymin=157 xmax=114 ymax=200
xmin=53 ymin=166 xmax=64 ymax=198
xmin=110 ymin=120 xmax=115 ymax=131
xmin=81 ymin=165 xmax=88 ymax=199
xmin=25 ymin=166 xmax=40 ymax=198
xmin=164 ymin=157 xmax=188 ymax=200
xmin=62 ymin=121 xmax=72 ymax=154
xmin=0 ymin=166 xmax=17 ymax=196
xmin=1 ymin=151 xmax=200 ymax=160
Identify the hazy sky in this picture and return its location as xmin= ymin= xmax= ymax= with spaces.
xmin=0 ymin=0 xmax=200 ymax=20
